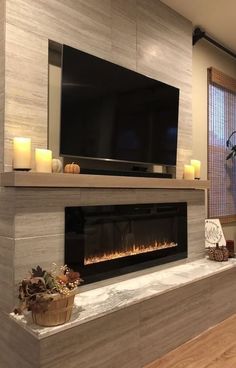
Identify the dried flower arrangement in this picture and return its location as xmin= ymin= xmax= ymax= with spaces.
xmin=15 ymin=264 xmax=82 ymax=315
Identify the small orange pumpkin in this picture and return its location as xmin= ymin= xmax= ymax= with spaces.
xmin=64 ymin=162 xmax=80 ymax=174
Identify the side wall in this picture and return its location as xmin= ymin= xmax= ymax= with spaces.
xmin=4 ymin=0 xmax=192 ymax=177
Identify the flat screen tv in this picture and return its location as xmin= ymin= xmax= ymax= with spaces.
xmin=60 ymin=44 xmax=179 ymax=171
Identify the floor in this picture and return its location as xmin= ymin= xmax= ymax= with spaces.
xmin=146 ymin=314 xmax=236 ymax=368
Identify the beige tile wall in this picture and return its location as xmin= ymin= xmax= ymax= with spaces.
xmin=0 ymin=4 xmax=211 ymax=368
xmin=3 ymin=268 xmax=232 ymax=368
xmin=2 ymin=267 xmax=233 ymax=368
xmin=0 ymin=311 xmax=40 ymax=368
xmin=0 ymin=0 xmax=5 ymax=173
xmin=12 ymin=187 xmax=205 ymax=291
xmin=3 ymin=0 xmax=192 ymax=175
xmin=0 ymin=181 xmax=206 ymax=313
xmin=0 ymin=187 xmax=15 ymax=311
xmin=4 ymin=23 xmax=48 ymax=171
xmin=0 ymin=0 xmax=200 ymax=320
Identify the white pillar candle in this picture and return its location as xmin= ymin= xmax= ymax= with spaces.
xmin=35 ymin=148 xmax=52 ymax=173
xmin=183 ymin=164 xmax=195 ymax=180
xmin=190 ymin=159 xmax=201 ymax=179
xmin=13 ymin=137 xmax=31 ymax=170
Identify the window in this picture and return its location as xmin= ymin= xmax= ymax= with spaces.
xmin=208 ymin=68 xmax=236 ymax=222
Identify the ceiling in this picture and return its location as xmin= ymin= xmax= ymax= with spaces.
xmin=161 ymin=0 xmax=236 ymax=54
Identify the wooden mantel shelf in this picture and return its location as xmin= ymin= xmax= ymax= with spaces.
xmin=0 ymin=171 xmax=210 ymax=190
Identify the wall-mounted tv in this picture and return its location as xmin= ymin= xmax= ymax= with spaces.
xmin=60 ymin=44 xmax=180 ymax=173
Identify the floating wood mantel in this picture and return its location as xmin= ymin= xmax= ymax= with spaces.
xmin=0 ymin=172 xmax=210 ymax=190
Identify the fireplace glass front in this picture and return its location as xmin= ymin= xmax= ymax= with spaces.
xmin=65 ymin=202 xmax=187 ymax=283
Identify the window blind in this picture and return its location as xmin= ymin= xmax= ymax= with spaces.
xmin=208 ymin=67 xmax=236 ymax=223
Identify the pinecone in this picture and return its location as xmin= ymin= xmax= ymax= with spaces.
xmin=208 ymin=244 xmax=228 ymax=262
xmin=221 ymin=246 xmax=229 ymax=261
xmin=208 ymin=247 xmax=215 ymax=261
xmin=213 ymin=245 xmax=224 ymax=261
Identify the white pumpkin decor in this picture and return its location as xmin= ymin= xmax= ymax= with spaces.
xmin=52 ymin=158 xmax=63 ymax=173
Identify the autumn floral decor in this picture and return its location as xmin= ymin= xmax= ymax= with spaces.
xmin=14 ymin=264 xmax=82 ymax=326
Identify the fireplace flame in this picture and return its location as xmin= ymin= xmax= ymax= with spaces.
xmin=84 ymin=241 xmax=177 ymax=265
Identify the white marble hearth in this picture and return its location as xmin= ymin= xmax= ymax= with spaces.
xmin=11 ymin=258 xmax=236 ymax=339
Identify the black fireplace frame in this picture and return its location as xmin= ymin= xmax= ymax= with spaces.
xmin=65 ymin=202 xmax=187 ymax=283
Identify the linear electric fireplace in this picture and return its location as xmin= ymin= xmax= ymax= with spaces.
xmin=65 ymin=202 xmax=187 ymax=283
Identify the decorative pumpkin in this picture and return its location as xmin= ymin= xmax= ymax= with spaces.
xmin=52 ymin=158 xmax=63 ymax=173
xmin=64 ymin=162 xmax=80 ymax=174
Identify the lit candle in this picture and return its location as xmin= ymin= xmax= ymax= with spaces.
xmin=183 ymin=164 xmax=195 ymax=180
xmin=190 ymin=159 xmax=201 ymax=179
xmin=35 ymin=148 xmax=52 ymax=173
xmin=13 ymin=137 xmax=31 ymax=170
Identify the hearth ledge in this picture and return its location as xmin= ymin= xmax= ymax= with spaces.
xmin=0 ymin=171 xmax=209 ymax=189
xmin=10 ymin=258 xmax=236 ymax=340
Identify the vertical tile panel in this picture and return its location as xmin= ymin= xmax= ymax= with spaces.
xmin=111 ymin=0 xmax=137 ymax=70
xmin=40 ymin=305 xmax=140 ymax=368
xmin=5 ymin=23 xmax=48 ymax=171
xmin=137 ymin=0 xmax=192 ymax=177
xmin=0 ymin=237 xmax=15 ymax=311
xmin=139 ymin=278 xmax=212 ymax=366
xmin=0 ymin=0 xmax=5 ymax=171
xmin=0 ymin=188 xmax=15 ymax=311
xmin=0 ymin=311 xmax=40 ymax=368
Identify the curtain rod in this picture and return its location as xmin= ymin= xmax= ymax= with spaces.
xmin=192 ymin=27 xmax=236 ymax=59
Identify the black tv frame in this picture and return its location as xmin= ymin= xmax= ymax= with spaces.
xmin=60 ymin=44 xmax=180 ymax=176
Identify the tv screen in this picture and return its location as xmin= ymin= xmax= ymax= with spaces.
xmin=60 ymin=45 xmax=179 ymax=167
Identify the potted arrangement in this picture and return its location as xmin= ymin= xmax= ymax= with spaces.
xmin=14 ymin=264 xmax=82 ymax=327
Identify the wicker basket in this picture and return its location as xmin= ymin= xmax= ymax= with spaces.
xmin=32 ymin=291 xmax=76 ymax=327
